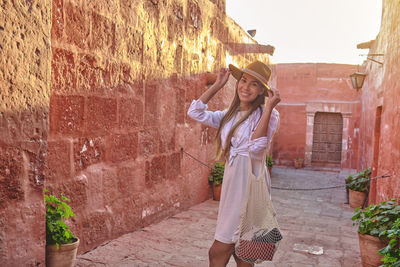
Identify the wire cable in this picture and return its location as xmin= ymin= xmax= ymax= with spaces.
xmin=181 ymin=148 xmax=391 ymax=191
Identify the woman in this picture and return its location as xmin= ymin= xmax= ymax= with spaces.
xmin=187 ymin=61 xmax=281 ymax=267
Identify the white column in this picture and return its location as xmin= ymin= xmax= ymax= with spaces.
xmin=341 ymin=114 xmax=351 ymax=166
xmin=305 ymin=112 xmax=315 ymax=166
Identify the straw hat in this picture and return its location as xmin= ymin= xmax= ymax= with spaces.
xmin=229 ymin=61 xmax=272 ymax=91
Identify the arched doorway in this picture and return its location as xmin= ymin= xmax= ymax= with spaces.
xmin=311 ymin=112 xmax=343 ymax=165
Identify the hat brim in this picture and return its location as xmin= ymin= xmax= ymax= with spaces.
xmin=228 ymin=64 xmax=271 ymax=91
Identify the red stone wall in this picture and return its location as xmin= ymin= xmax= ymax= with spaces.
xmin=270 ymin=63 xmax=361 ymax=169
xmin=0 ymin=0 xmax=271 ymax=264
xmin=359 ymin=0 xmax=400 ymax=203
xmin=0 ymin=1 xmax=51 ymax=266
xmin=46 ymin=0 xmax=269 ymax=255
xmin=272 ymin=105 xmax=306 ymax=165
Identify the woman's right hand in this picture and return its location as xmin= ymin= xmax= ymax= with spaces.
xmin=212 ymin=68 xmax=231 ymax=90
xmin=199 ymin=68 xmax=230 ymax=104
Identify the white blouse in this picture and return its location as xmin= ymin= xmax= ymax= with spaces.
xmin=187 ymin=99 xmax=280 ymax=165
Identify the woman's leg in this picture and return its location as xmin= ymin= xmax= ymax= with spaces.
xmin=209 ymin=240 xmax=235 ymax=267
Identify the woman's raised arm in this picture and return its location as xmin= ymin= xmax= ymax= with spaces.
xmin=251 ymin=88 xmax=281 ymax=140
xmin=199 ymin=68 xmax=231 ymax=104
xmin=187 ymin=68 xmax=231 ymax=128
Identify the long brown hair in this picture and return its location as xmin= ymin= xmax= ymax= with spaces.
xmin=215 ymin=78 xmax=267 ymax=161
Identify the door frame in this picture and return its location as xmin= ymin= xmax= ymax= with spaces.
xmin=311 ymin=112 xmax=343 ymax=165
xmin=305 ymin=101 xmax=358 ymax=167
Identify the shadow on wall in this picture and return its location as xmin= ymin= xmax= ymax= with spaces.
xmin=0 ymin=71 xmax=231 ymax=261
xmin=0 ymin=106 xmax=49 ymax=265
xmin=45 ymin=71 xmax=233 ymax=253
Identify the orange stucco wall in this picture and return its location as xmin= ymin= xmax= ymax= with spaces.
xmin=358 ymin=0 xmax=400 ymax=203
xmin=270 ymin=63 xmax=361 ymax=169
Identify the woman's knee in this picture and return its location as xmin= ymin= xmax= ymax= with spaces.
xmin=208 ymin=243 xmax=223 ymax=261
xmin=208 ymin=240 xmax=234 ymax=265
xmin=208 ymin=244 xmax=217 ymax=260
xmin=208 ymin=246 xmax=217 ymax=262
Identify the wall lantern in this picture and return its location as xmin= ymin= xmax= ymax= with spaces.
xmin=349 ymin=72 xmax=367 ymax=90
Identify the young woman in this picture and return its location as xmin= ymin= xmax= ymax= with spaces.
xmin=187 ymin=61 xmax=281 ymax=267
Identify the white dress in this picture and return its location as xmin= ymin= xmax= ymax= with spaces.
xmin=187 ymin=99 xmax=280 ymax=244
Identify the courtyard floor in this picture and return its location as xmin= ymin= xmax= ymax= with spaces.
xmin=76 ymin=167 xmax=361 ymax=267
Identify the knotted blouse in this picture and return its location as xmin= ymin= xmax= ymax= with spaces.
xmin=187 ymin=99 xmax=279 ymax=164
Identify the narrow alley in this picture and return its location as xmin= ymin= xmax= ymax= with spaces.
xmin=75 ymin=167 xmax=361 ymax=267
xmin=2 ymin=1 xmax=399 ymax=266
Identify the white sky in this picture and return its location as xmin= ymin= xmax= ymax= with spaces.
xmin=226 ymin=0 xmax=382 ymax=64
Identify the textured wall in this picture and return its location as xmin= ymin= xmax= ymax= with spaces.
xmin=359 ymin=0 xmax=400 ymax=203
xmin=270 ymin=63 xmax=361 ymax=168
xmin=46 ymin=0 xmax=269 ymax=254
xmin=0 ymin=0 xmax=51 ymax=266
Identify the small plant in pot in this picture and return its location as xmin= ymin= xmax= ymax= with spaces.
xmin=45 ymin=189 xmax=79 ymax=267
xmin=352 ymin=199 xmax=400 ymax=267
xmin=266 ymin=155 xmax=274 ymax=175
xmin=208 ymin=162 xmax=225 ymax=201
xmin=345 ymin=168 xmax=371 ymax=208
xmin=293 ymin=157 xmax=303 ymax=169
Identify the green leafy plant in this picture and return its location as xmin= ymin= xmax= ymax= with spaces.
xmin=266 ymin=155 xmax=274 ymax=168
xmin=45 ymin=189 xmax=76 ymax=249
xmin=378 ymin=218 xmax=400 ymax=267
xmin=345 ymin=167 xmax=371 ymax=193
xmin=208 ymin=162 xmax=225 ymax=186
xmin=352 ymin=199 xmax=400 ymax=239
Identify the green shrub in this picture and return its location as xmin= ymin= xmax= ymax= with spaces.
xmin=378 ymin=218 xmax=400 ymax=267
xmin=352 ymin=199 xmax=400 ymax=239
xmin=208 ymin=162 xmax=225 ymax=186
xmin=266 ymin=155 xmax=274 ymax=168
xmin=345 ymin=168 xmax=371 ymax=193
xmin=45 ymin=189 xmax=76 ymax=249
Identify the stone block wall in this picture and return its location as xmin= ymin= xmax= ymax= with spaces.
xmin=0 ymin=0 xmax=270 ymax=264
xmin=359 ymin=0 xmax=400 ymax=203
xmin=0 ymin=0 xmax=51 ymax=266
xmin=270 ymin=63 xmax=361 ymax=169
xmin=46 ymin=0 xmax=269 ymax=256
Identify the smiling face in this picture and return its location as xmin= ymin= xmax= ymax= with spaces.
xmin=237 ymin=73 xmax=265 ymax=110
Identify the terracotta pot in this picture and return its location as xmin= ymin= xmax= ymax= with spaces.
xmin=358 ymin=233 xmax=387 ymax=267
xmin=213 ymin=183 xmax=222 ymax=201
xmin=294 ymin=159 xmax=303 ymax=169
xmin=46 ymin=238 xmax=80 ymax=267
xmin=268 ymin=167 xmax=272 ymax=175
xmin=349 ymin=189 xmax=367 ymax=208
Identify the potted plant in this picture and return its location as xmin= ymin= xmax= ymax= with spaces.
xmin=45 ymin=189 xmax=79 ymax=267
xmin=266 ymin=155 xmax=274 ymax=175
xmin=378 ymin=218 xmax=400 ymax=267
xmin=352 ymin=199 xmax=400 ymax=267
xmin=345 ymin=168 xmax=371 ymax=208
xmin=294 ymin=157 xmax=303 ymax=169
xmin=208 ymin=162 xmax=225 ymax=201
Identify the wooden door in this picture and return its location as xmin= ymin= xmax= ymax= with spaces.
xmin=312 ymin=112 xmax=343 ymax=163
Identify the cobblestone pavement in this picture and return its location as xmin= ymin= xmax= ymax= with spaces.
xmin=76 ymin=167 xmax=361 ymax=267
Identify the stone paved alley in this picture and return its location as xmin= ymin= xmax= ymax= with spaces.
xmin=76 ymin=167 xmax=361 ymax=267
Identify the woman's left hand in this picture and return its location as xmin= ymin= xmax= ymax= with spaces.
xmin=251 ymin=87 xmax=281 ymax=140
xmin=266 ymin=88 xmax=281 ymax=109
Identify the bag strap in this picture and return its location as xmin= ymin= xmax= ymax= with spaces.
xmin=247 ymin=151 xmax=266 ymax=179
